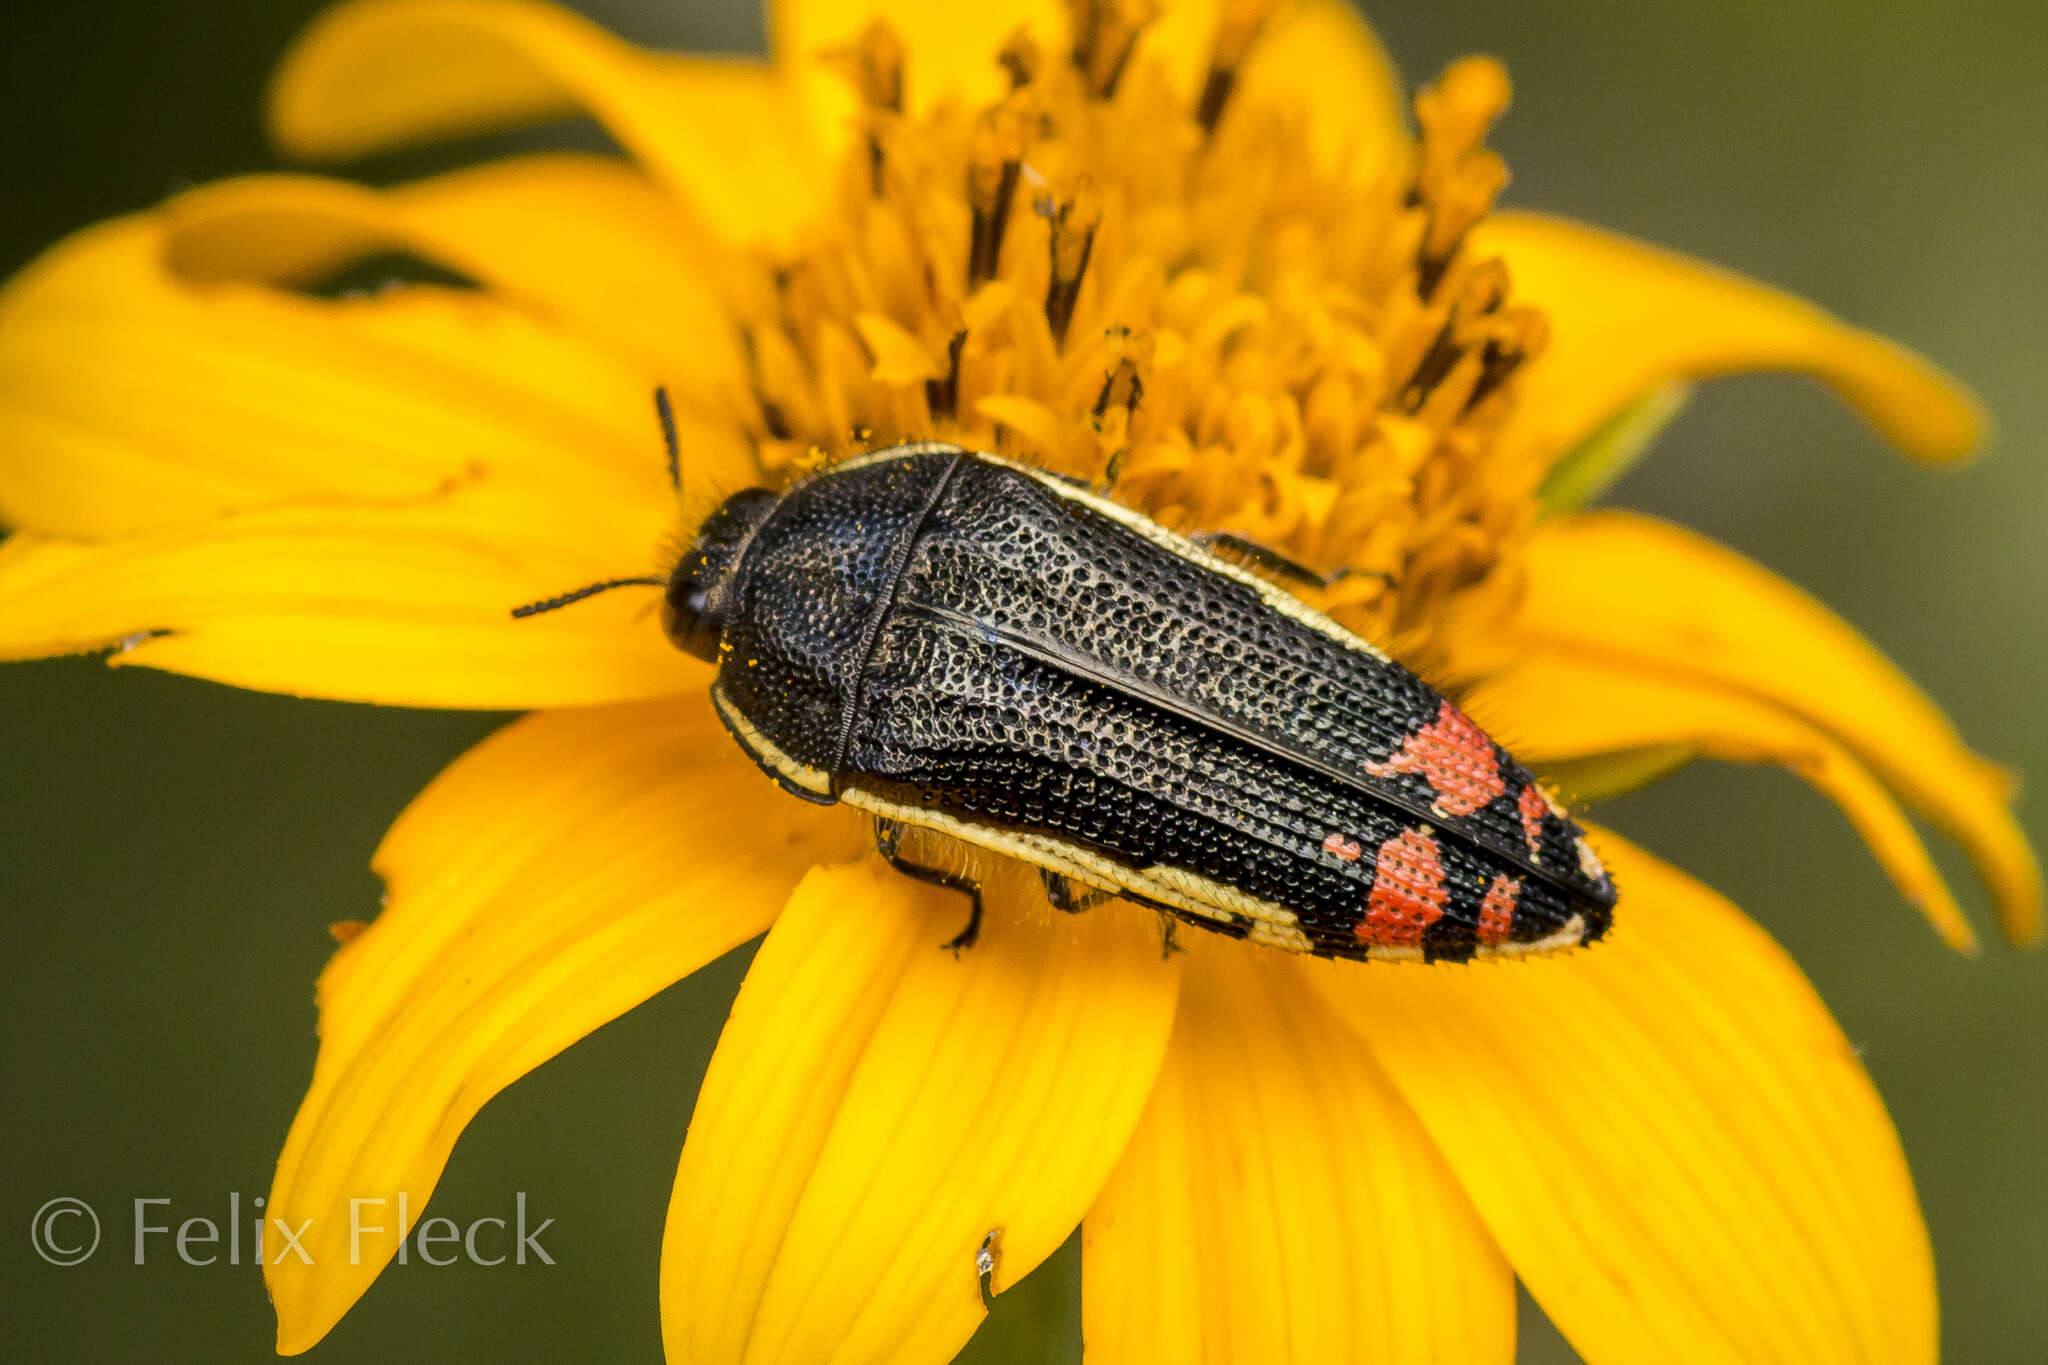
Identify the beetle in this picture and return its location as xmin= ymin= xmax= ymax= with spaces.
xmin=519 ymin=406 xmax=1616 ymax=964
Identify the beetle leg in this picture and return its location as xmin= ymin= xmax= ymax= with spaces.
xmin=1039 ymin=868 xmax=1109 ymax=914
xmin=874 ymin=817 xmax=986 ymax=954
xmin=1188 ymin=531 xmax=1397 ymax=593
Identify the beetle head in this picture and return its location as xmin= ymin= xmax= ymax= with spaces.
xmin=662 ymin=487 xmax=781 ymax=662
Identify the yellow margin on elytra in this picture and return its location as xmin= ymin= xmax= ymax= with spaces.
xmin=711 ymin=682 xmax=834 ymax=796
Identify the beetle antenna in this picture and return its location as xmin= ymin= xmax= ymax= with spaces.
xmin=510 ymin=576 xmax=666 ymax=619
xmin=655 ymin=385 xmax=681 ymax=492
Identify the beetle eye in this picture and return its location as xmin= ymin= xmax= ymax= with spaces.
xmin=660 ymin=553 xmax=726 ymax=662
xmin=661 ymin=487 xmax=780 ymax=664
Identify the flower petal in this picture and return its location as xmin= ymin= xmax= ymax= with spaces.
xmin=160 ymin=154 xmax=746 ymax=384
xmin=1305 ymin=832 xmax=1937 ymax=1365
xmin=662 ymin=860 xmax=1180 ymax=1365
xmin=1463 ymin=653 xmax=1979 ymax=951
xmin=266 ymin=699 xmax=862 ymax=1354
xmin=772 ymin=0 xmax=1065 ymax=170
xmin=0 ymin=214 xmax=717 ymax=709
xmin=1235 ymin=0 xmax=1409 ymax=180
xmin=1463 ymin=510 xmax=2040 ymax=945
xmin=1477 ymin=212 xmax=1985 ymax=471
xmin=0 ymin=492 xmax=694 ymax=708
xmin=0 ymin=212 xmax=748 ymax=540
xmin=1082 ymin=938 xmax=1513 ymax=1365
xmin=1137 ymin=0 xmax=1407 ymax=173
xmin=270 ymin=0 xmax=822 ymax=244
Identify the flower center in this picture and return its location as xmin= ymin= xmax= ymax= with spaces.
xmin=735 ymin=1 xmax=1543 ymax=665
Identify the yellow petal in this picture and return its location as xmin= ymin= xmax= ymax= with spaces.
xmin=160 ymin=154 xmax=745 ymax=384
xmin=663 ymin=860 xmax=1180 ymax=1365
xmin=772 ymin=0 xmax=1065 ymax=169
xmin=267 ymin=699 xmax=861 ymax=1353
xmin=0 ymin=491 xmax=694 ymax=708
xmin=1465 ymin=510 xmax=2040 ymax=945
xmin=1083 ymin=937 xmax=1513 ymax=1365
xmin=270 ymin=0 xmax=821 ymax=245
xmin=1477 ymin=211 xmax=1986 ymax=471
xmin=1236 ymin=0 xmax=1409 ymax=181
xmin=0 ymin=212 xmax=743 ymax=540
xmin=1305 ymin=832 xmax=1936 ymax=1365
xmin=1464 ymin=653 xmax=1979 ymax=952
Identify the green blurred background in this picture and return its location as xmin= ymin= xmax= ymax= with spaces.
xmin=4 ymin=1 xmax=2042 ymax=1360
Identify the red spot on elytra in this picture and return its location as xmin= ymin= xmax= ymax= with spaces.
xmin=1357 ymin=828 xmax=1448 ymax=946
xmin=1477 ymin=875 xmax=1520 ymax=946
xmin=1365 ymin=700 xmax=1506 ymax=818
xmin=1518 ymin=783 xmax=1548 ymax=856
xmin=1322 ymin=831 xmax=1363 ymax=862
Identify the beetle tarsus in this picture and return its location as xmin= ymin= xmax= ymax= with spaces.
xmin=1040 ymin=868 xmax=1109 ymax=913
xmin=874 ymin=817 xmax=987 ymax=954
xmin=942 ymin=900 xmax=985 ymax=955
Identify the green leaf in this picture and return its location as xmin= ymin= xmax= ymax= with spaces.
xmin=1536 ymin=380 xmax=1692 ymax=516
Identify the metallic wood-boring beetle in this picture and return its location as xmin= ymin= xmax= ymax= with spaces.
xmin=524 ymin=427 xmax=1617 ymax=963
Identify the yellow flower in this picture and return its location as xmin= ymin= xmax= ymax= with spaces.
xmin=0 ymin=0 xmax=2036 ymax=1361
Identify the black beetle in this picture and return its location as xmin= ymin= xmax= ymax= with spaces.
xmin=521 ymin=423 xmax=1616 ymax=963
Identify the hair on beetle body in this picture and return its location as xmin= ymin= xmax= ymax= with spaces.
xmin=519 ymin=427 xmax=1618 ymax=964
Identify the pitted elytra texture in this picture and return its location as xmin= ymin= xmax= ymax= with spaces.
xmin=679 ymin=445 xmax=1617 ymax=963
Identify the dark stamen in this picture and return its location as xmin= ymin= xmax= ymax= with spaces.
xmin=998 ymin=29 xmax=1040 ymax=89
xmin=1092 ymin=359 xmax=1144 ymax=421
xmin=1042 ymin=184 xmax=1103 ymax=348
xmin=925 ymin=330 xmax=968 ymax=421
xmin=867 ymin=134 xmax=887 ymax=197
xmin=829 ymin=20 xmax=904 ymax=197
xmin=1090 ymin=341 xmax=1147 ymax=490
xmin=1069 ymin=0 xmax=1151 ymax=100
xmin=739 ymin=326 xmax=796 ymax=441
xmin=1195 ymin=66 xmax=1237 ymax=134
xmin=967 ymin=106 xmax=1027 ymax=291
xmin=1194 ymin=0 xmax=1273 ymax=135
xmin=1464 ymin=309 xmax=1548 ymax=413
xmin=1092 ymin=27 xmax=1143 ymax=99
xmin=968 ymin=160 xmax=1021 ymax=288
xmin=1401 ymin=318 xmax=1463 ymax=413
xmin=1463 ymin=341 xmax=1520 ymax=413
xmin=1416 ymin=246 xmax=1456 ymax=301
